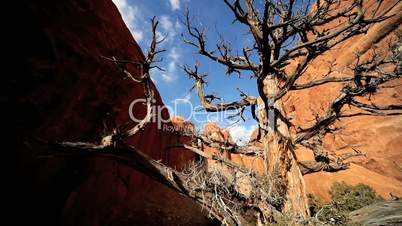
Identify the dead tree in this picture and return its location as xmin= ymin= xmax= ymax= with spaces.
xmin=43 ymin=17 xmax=280 ymax=225
xmin=46 ymin=1 xmax=402 ymax=225
xmin=181 ymin=0 xmax=402 ymax=221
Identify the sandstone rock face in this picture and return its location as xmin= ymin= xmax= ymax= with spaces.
xmin=4 ymin=0 xmax=212 ymax=225
xmin=304 ymin=164 xmax=402 ymax=202
xmin=350 ymin=200 xmax=402 ymax=225
xmin=283 ymin=0 xmax=402 ymax=201
xmin=203 ymin=122 xmax=265 ymax=174
xmin=166 ymin=116 xmax=197 ymax=170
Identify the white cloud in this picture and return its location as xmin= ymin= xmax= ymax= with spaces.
xmin=159 ymin=47 xmax=181 ymax=83
xmin=160 ymin=16 xmax=174 ymax=32
xmin=150 ymin=76 xmax=157 ymax=84
xmin=112 ymin=0 xmax=144 ymax=42
xmin=228 ymin=124 xmax=258 ymax=145
xmin=157 ymin=16 xmax=182 ymax=44
xmin=173 ymin=93 xmax=191 ymax=104
xmin=175 ymin=20 xmax=183 ymax=30
xmin=168 ymin=47 xmax=181 ymax=61
xmin=160 ymin=73 xmax=175 ymax=82
xmin=169 ymin=0 xmax=181 ymax=10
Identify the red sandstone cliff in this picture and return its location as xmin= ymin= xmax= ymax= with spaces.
xmin=285 ymin=0 xmax=402 ymax=201
xmin=4 ymin=0 xmax=212 ymax=225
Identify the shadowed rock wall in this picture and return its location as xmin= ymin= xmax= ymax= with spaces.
xmin=3 ymin=0 xmax=213 ymax=225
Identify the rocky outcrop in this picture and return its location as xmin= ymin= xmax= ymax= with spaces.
xmin=284 ymin=0 xmax=402 ymax=200
xmin=350 ymin=200 xmax=402 ymax=225
xmin=203 ymin=122 xmax=265 ymax=174
xmin=304 ymin=164 xmax=402 ymax=202
xmin=4 ymin=0 xmax=212 ymax=225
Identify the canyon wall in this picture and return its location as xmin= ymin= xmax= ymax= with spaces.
xmin=4 ymin=0 xmax=213 ymax=225
xmin=284 ymin=0 xmax=402 ymax=201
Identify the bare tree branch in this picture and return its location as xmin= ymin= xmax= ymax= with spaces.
xmin=182 ymin=64 xmax=257 ymax=112
xmin=298 ymin=131 xmax=366 ymax=175
xmin=182 ymin=10 xmax=258 ymax=73
xmin=295 ymin=50 xmax=402 ymax=143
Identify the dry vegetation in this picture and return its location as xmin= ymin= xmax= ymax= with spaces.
xmin=308 ymin=182 xmax=382 ymax=225
xmin=181 ymin=160 xmax=287 ymax=225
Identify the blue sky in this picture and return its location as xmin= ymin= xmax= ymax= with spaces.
xmin=112 ymin=0 xmax=260 ymax=143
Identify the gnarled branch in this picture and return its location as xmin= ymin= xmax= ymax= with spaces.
xmin=183 ymin=64 xmax=257 ymax=112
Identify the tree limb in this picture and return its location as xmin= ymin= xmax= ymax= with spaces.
xmin=183 ymin=64 xmax=257 ymax=112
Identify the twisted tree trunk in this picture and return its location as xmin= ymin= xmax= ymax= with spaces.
xmin=259 ymin=75 xmax=309 ymax=219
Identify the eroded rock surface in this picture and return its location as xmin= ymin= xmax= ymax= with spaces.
xmin=284 ymin=0 xmax=402 ymax=201
xmin=5 ymin=0 xmax=212 ymax=225
xmin=350 ymin=200 xmax=402 ymax=225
